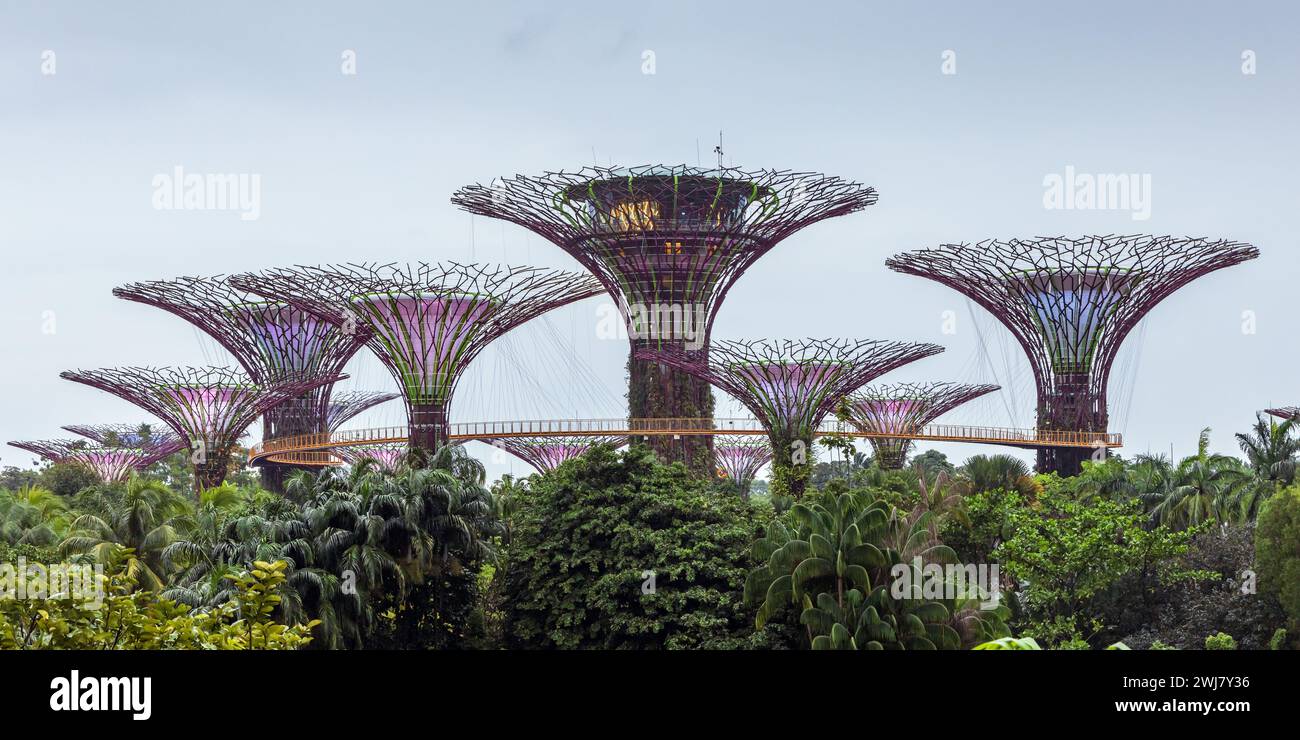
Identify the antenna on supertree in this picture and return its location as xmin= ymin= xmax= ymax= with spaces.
xmin=333 ymin=442 xmax=409 ymax=473
xmin=637 ymin=338 xmax=943 ymax=497
xmin=843 ymin=382 xmax=999 ymax=469
xmin=1266 ymin=407 xmax=1300 ymax=422
xmin=453 ymin=164 xmax=878 ymax=476
xmin=113 ymin=275 xmax=372 ymax=490
xmin=886 ymin=235 xmax=1258 ymax=474
xmin=487 ymin=435 xmax=627 ymax=475
xmin=713 ymin=437 xmax=773 ymax=499
xmin=61 ymin=422 xmax=183 ymax=458
xmin=60 ymin=366 xmax=343 ymax=495
xmin=8 ymin=438 xmax=181 ymax=483
xmin=325 ymin=390 xmax=401 ymax=432
xmin=231 ymin=263 xmax=603 ymax=453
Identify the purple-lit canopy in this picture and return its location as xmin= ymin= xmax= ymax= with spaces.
xmin=7 ymin=438 xmax=173 ymax=483
xmin=489 ymin=435 xmax=627 ymax=474
xmin=334 ymin=443 xmax=408 ymax=473
xmin=713 ymin=437 xmax=773 ymax=496
xmin=845 ymin=382 xmax=1000 ymax=468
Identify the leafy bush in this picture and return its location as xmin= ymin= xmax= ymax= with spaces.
xmin=1204 ymin=632 xmax=1237 ymax=650
xmin=503 ymin=446 xmax=767 ymax=649
xmin=1255 ymin=483 xmax=1300 ymax=632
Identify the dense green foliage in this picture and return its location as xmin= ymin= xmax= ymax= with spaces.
xmin=1255 ymin=483 xmax=1300 ymax=637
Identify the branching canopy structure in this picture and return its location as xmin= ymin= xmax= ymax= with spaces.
xmin=62 ymin=422 xmax=183 ymax=458
xmin=844 ymin=382 xmax=999 ymax=469
xmin=60 ymin=366 xmax=342 ymax=493
xmin=1266 ymin=407 xmax=1299 ymax=422
xmin=713 ymin=437 xmax=773 ymax=498
xmin=638 ymin=338 xmax=943 ymax=496
xmin=325 ymin=390 xmax=401 ymax=432
xmin=8 ymin=437 xmax=180 ymax=483
xmin=453 ymin=164 xmax=877 ymax=474
xmin=488 ymin=435 xmax=627 ymax=474
xmin=231 ymin=263 xmax=603 ymax=452
xmin=333 ymin=443 xmax=408 ymax=473
xmin=886 ymin=235 xmax=1258 ymax=474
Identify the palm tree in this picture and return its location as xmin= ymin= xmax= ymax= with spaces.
xmin=1143 ymin=428 xmax=1252 ymax=529
xmin=1235 ymin=412 xmax=1298 ymax=485
xmin=0 ymin=485 xmax=68 ymax=546
xmin=59 ymin=476 xmax=191 ymax=590
xmin=957 ymin=454 xmax=1038 ymax=497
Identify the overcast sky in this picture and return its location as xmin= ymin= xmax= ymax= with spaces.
xmin=2 ymin=1 xmax=1295 ymax=481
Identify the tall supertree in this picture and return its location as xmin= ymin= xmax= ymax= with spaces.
xmin=713 ymin=437 xmax=773 ymax=499
xmin=113 ymin=275 xmax=373 ymax=489
xmin=60 ymin=367 xmax=342 ymax=494
xmin=638 ymin=338 xmax=943 ymax=497
xmin=453 ymin=164 xmax=878 ymax=475
xmin=843 ymin=382 xmax=999 ymax=469
xmin=887 ymin=235 xmax=1258 ymax=474
xmin=487 ymin=435 xmax=627 ymax=474
xmin=231 ymin=263 xmax=603 ymax=453
xmin=8 ymin=438 xmax=181 ymax=483
xmin=325 ymin=390 xmax=401 ymax=432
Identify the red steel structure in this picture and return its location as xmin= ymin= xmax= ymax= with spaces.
xmin=60 ymin=366 xmax=342 ymax=494
xmin=452 ymin=165 xmax=877 ymax=475
xmin=887 ymin=235 xmax=1258 ymax=475
xmin=843 ymin=382 xmax=999 ymax=469
xmin=8 ymin=437 xmax=181 ymax=483
xmin=231 ymin=263 xmax=603 ymax=454
xmin=488 ymin=435 xmax=627 ymax=474
xmin=62 ymin=422 xmax=183 ymax=458
xmin=333 ymin=442 xmax=408 ymax=473
xmin=325 ymin=390 xmax=401 ymax=432
xmin=638 ymin=338 xmax=943 ymax=497
xmin=713 ymin=437 xmax=773 ymax=498
xmin=1266 ymin=407 xmax=1299 ymax=421
xmin=113 ymin=275 xmax=374 ymax=489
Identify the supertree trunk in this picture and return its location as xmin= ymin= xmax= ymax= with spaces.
xmin=768 ymin=433 xmax=813 ymax=499
xmin=193 ymin=450 xmax=232 ymax=497
xmin=870 ymin=439 xmax=911 ymax=470
xmin=627 ymin=349 xmax=714 ymax=477
xmin=259 ymin=393 xmax=319 ymax=493
xmin=409 ymin=403 xmax=449 ymax=452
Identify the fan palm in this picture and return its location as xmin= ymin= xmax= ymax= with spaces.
xmin=59 ymin=476 xmax=191 ymax=590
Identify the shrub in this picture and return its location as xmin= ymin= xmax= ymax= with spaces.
xmin=1255 ymin=483 xmax=1300 ymax=632
xmin=1204 ymin=632 xmax=1237 ymax=650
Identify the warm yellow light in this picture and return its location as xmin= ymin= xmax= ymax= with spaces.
xmin=610 ymin=200 xmax=659 ymax=231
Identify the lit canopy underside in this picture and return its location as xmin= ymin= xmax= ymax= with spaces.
xmin=846 ymin=382 xmax=1000 ymax=467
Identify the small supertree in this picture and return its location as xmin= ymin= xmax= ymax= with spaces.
xmin=8 ymin=438 xmax=179 ymax=483
xmin=713 ymin=437 xmax=773 ymax=499
xmin=843 ymin=382 xmax=1000 ymax=469
xmin=453 ymin=164 xmax=877 ymax=475
xmin=887 ymin=235 xmax=1258 ymax=474
xmin=60 ymin=366 xmax=342 ymax=494
xmin=488 ymin=435 xmax=627 ymax=474
xmin=638 ymin=338 xmax=943 ymax=497
xmin=113 ymin=275 xmax=372 ymax=489
xmin=231 ymin=263 xmax=603 ymax=454
xmin=333 ymin=442 xmax=408 ymax=473
xmin=325 ymin=390 xmax=401 ymax=432
xmin=62 ymin=422 xmax=183 ymax=458
xmin=1266 ymin=407 xmax=1299 ymax=421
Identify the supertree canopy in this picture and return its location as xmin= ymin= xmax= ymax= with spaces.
xmin=62 ymin=422 xmax=183 ymax=457
xmin=886 ymin=235 xmax=1258 ymax=474
xmin=638 ymin=338 xmax=943 ymax=497
xmin=453 ymin=164 xmax=878 ymax=475
xmin=8 ymin=438 xmax=179 ymax=483
xmin=333 ymin=442 xmax=408 ymax=473
xmin=231 ymin=263 xmax=603 ymax=453
xmin=713 ymin=437 xmax=773 ymax=499
xmin=113 ymin=275 xmax=374 ymax=489
xmin=60 ymin=366 xmax=342 ymax=494
xmin=1266 ymin=407 xmax=1300 ymax=421
xmin=325 ymin=390 xmax=401 ymax=432
xmin=844 ymin=382 xmax=999 ymax=469
xmin=488 ymin=435 xmax=627 ymax=474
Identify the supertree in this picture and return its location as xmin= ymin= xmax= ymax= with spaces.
xmin=637 ymin=338 xmax=943 ymax=497
xmin=231 ymin=263 xmax=603 ymax=454
xmin=713 ymin=437 xmax=773 ymax=499
xmin=325 ymin=390 xmax=401 ymax=432
xmin=60 ymin=366 xmax=343 ymax=494
xmin=333 ymin=442 xmax=408 ymax=473
xmin=113 ymin=275 xmax=373 ymax=489
xmin=62 ymin=422 xmax=183 ymax=457
xmin=487 ymin=435 xmax=627 ymax=474
xmin=843 ymin=382 xmax=1000 ymax=469
xmin=887 ymin=235 xmax=1258 ymax=474
xmin=1266 ymin=407 xmax=1300 ymax=421
xmin=8 ymin=438 xmax=180 ymax=483
xmin=453 ymin=164 xmax=877 ymax=475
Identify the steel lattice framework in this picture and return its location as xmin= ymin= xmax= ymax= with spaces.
xmin=325 ymin=390 xmax=401 ymax=432
xmin=488 ymin=435 xmax=627 ymax=474
xmin=60 ymin=366 xmax=343 ymax=493
xmin=231 ymin=263 xmax=604 ymax=452
xmin=452 ymin=164 xmax=878 ymax=474
xmin=8 ymin=438 xmax=179 ymax=483
xmin=333 ymin=442 xmax=408 ymax=472
xmin=638 ymin=338 xmax=943 ymax=496
xmin=1266 ymin=407 xmax=1300 ymax=421
xmin=844 ymin=382 xmax=1000 ymax=469
xmin=713 ymin=437 xmax=773 ymax=498
xmin=61 ymin=423 xmax=183 ymax=458
xmin=886 ymin=235 xmax=1258 ymax=474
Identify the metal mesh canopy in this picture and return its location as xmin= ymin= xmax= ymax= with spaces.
xmin=59 ymin=366 xmax=343 ymax=491
xmin=638 ymin=339 xmax=944 ymax=445
xmin=7 ymin=438 xmax=176 ymax=483
xmin=230 ymin=262 xmax=604 ymax=450
xmin=489 ymin=435 xmax=627 ymax=474
xmin=333 ymin=443 xmax=408 ymax=473
xmin=113 ymin=275 xmax=371 ymax=440
xmin=1266 ymin=407 xmax=1300 ymax=421
xmin=713 ymin=437 xmax=773 ymax=494
xmin=61 ymin=423 xmax=183 ymax=457
xmin=845 ymin=382 xmax=1000 ymax=468
xmin=886 ymin=235 xmax=1258 ymax=472
xmin=452 ymin=164 xmax=877 ymax=348
xmin=325 ymin=390 xmax=401 ymax=432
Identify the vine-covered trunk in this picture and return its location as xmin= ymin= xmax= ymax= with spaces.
xmin=409 ymin=403 xmax=449 ymax=455
xmin=769 ymin=434 xmax=812 ymax=498
xmin=259 ymin=394 xmax=319 ymax=493
xmin=627 ymin=348 xmax=715 ymax=478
